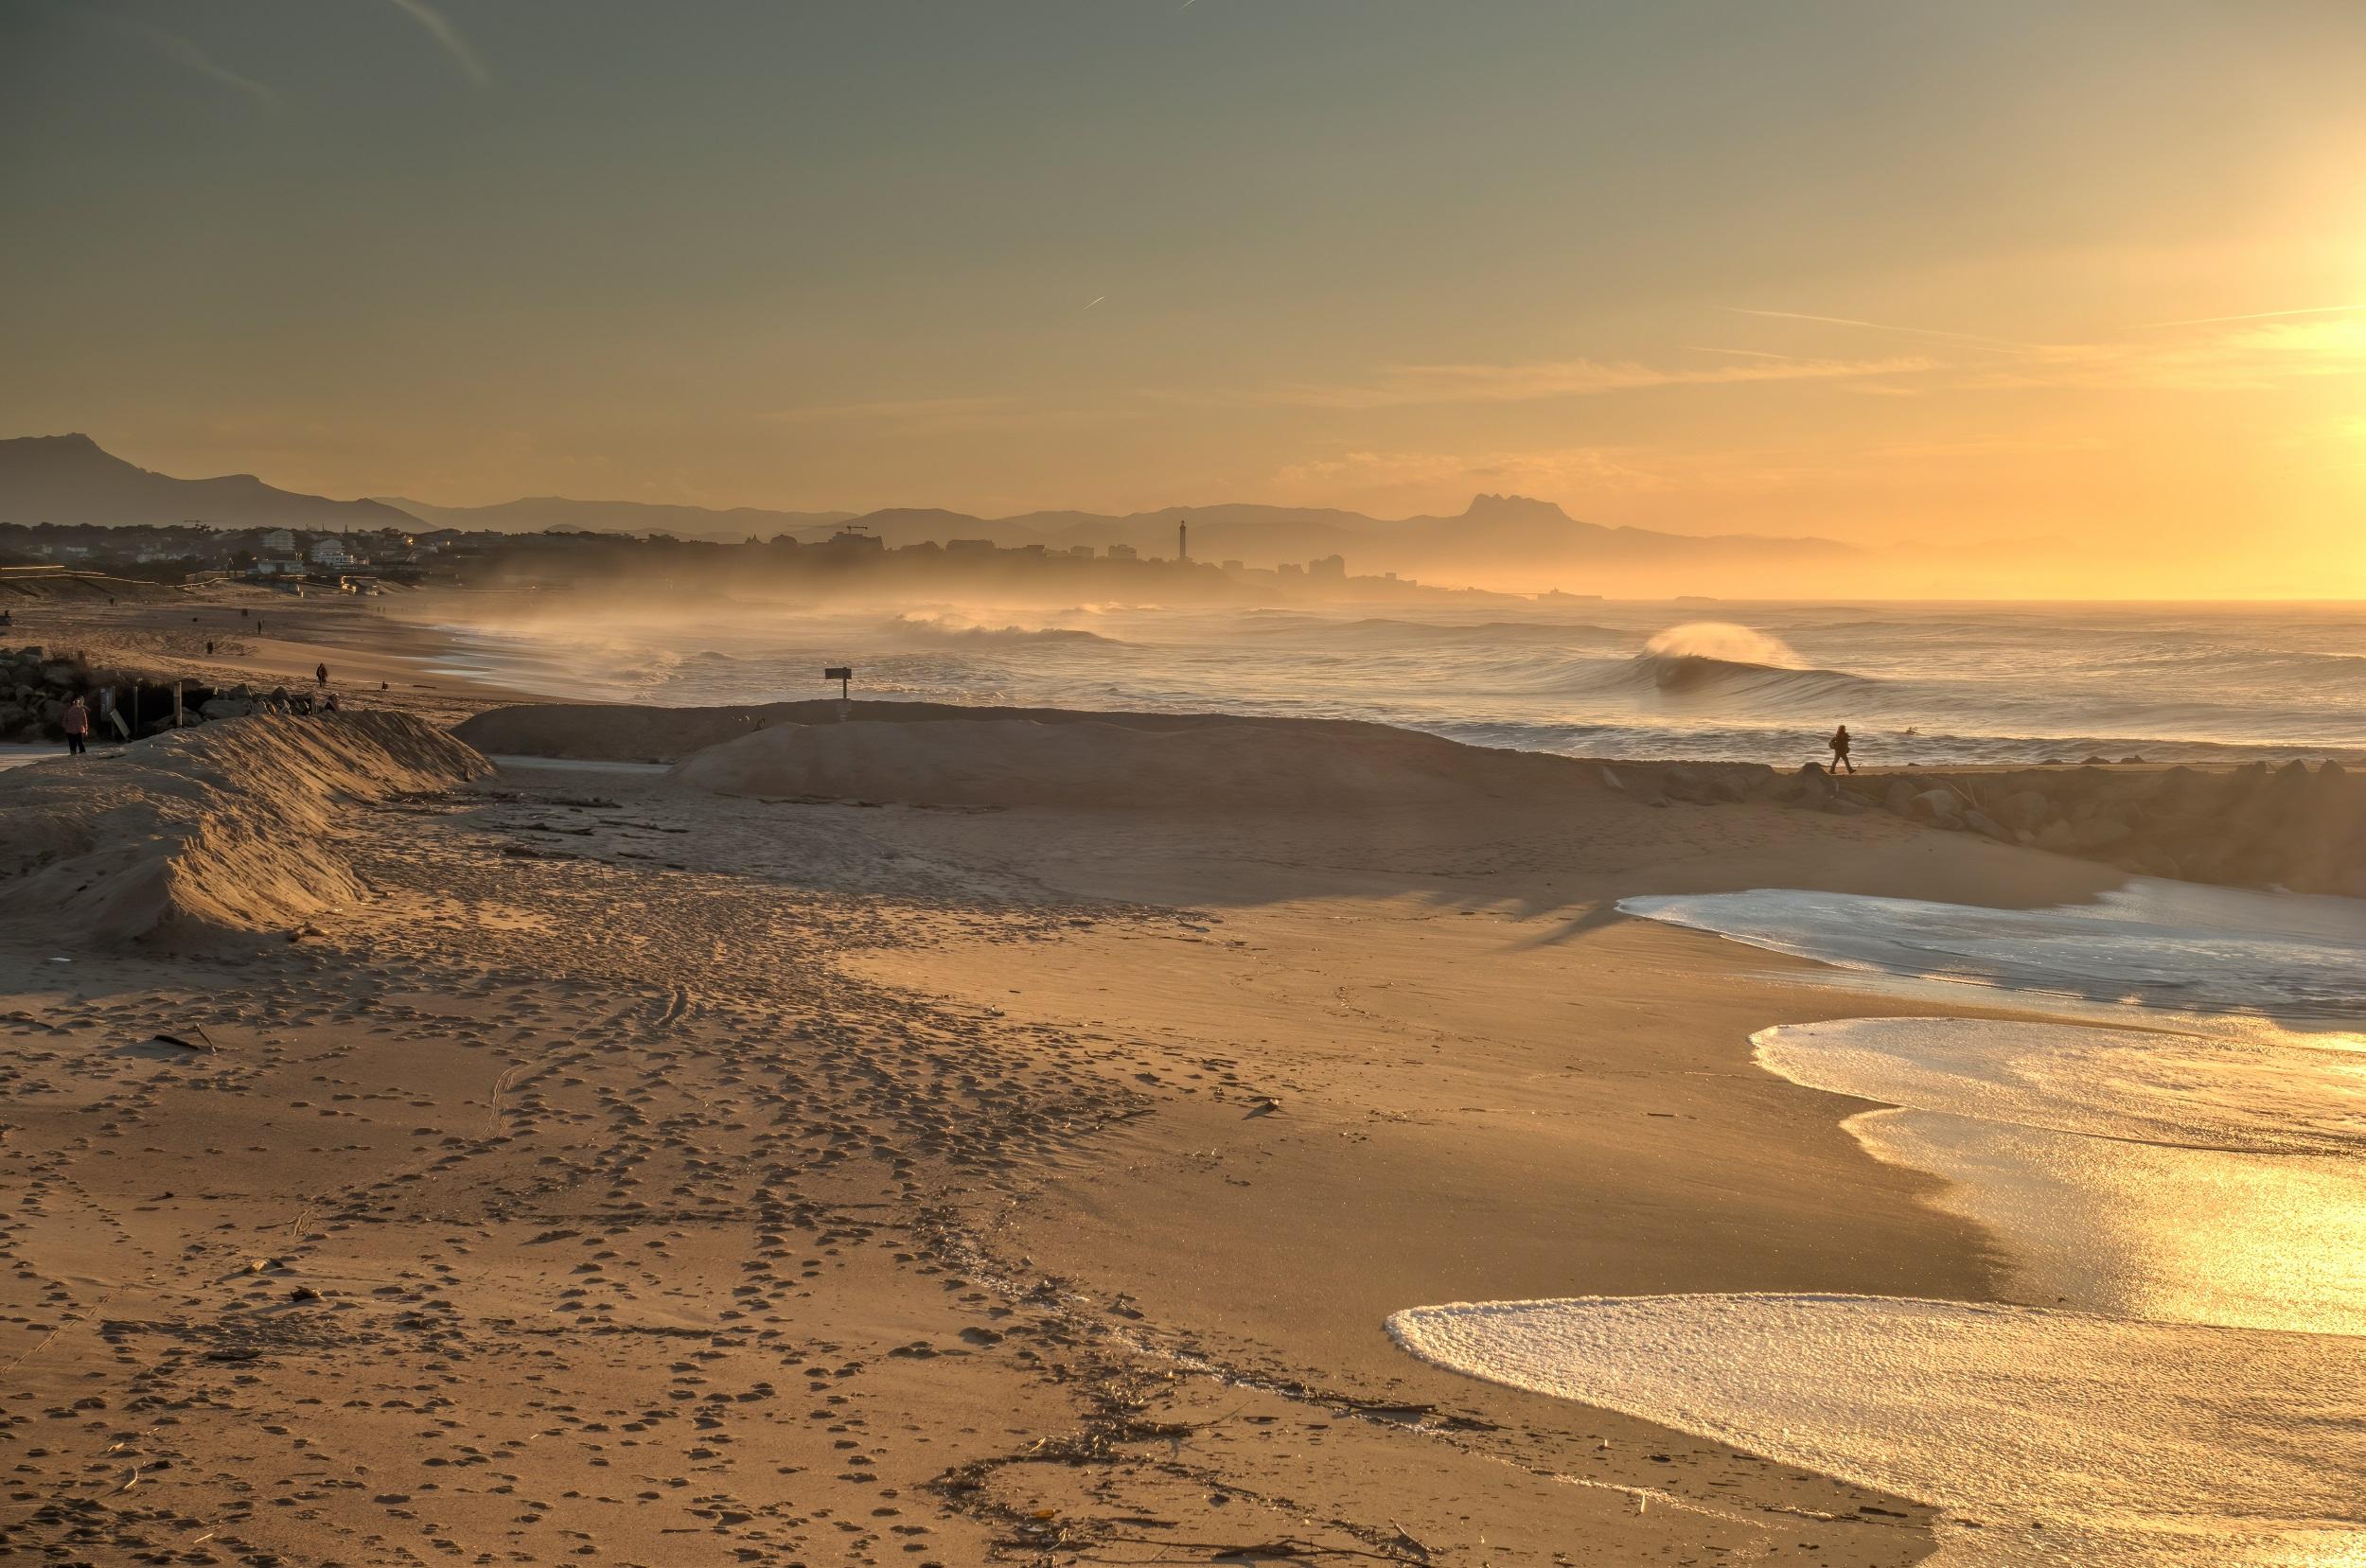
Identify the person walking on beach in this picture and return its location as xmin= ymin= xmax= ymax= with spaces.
xmin=1827 ymin=724 xmax=1855 ymax=774
xmin=62 ymin=696 xmax=90 ymax=756
xmin=315 ymin=661 xmax=328 ymax=688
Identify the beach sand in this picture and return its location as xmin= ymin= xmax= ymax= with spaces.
xmin=1 ymin=600 xmax=2136 ymax=1565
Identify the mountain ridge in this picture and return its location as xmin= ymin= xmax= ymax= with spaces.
xmin=2 ymin=434 xmax=1858 ymax=583
xmin=0 ymin=433 xmax=416 ymax=531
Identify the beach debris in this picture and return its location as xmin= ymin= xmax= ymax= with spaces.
xmin=149 ymin=1024 xmax=219 ymax=1053
xmin=1245 ymin=1094 xmax=1283 ymax=1118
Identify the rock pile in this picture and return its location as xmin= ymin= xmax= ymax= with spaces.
xmin=1782 ymin=759 xmax=2366 ymax=895
xmin=0 ymin=644 xmax=296 ymax=741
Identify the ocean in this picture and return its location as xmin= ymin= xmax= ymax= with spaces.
xmin=417 ymin=598 xmax=2366 ymax=768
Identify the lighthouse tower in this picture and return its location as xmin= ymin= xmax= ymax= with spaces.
xmin=1178 ymin=520 xmax=1189 ymax=561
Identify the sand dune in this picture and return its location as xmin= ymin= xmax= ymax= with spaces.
xmin=668 ymin=714 xmax=1557 ymax=808
xmin=454 ymin=697 xmax=1481 ymax=766
xmin=0 ymin=712 xmax=488 ymax=943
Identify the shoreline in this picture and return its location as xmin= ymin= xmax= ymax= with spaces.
xmin=4 ymin=597 xmax=2357 ymax=1563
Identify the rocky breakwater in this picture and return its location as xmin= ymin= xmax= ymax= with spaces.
xmin=1782 ymin=759 xmax=2366 ymax=895
xmin=0 ymin=643 xmax=321 ymax=741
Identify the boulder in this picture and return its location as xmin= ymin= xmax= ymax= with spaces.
xmin=1910 ymin=788 xmax=1964 ymax=825
xmin=201 ymin=697 xmax=257 ymax=721
xmin=1963 ymin=809 xmax=2013 ymax=843
xmin=2001 ymin=789 xmax=2051 ymax=830
xmin=1657 ymin=765 xmax=1725 ymax=804
xmin=2036 ymin=820 xmax=2078 ymax=854
xmin=1883 ymin=780 xmax=1916 ymax=816
xmin=2073 ymin=816 xmax=2132 ymax=851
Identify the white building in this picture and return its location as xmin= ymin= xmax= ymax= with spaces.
xmin=259 ymin=528 xmax=295 ymax=555
xmin=309 ymin=537 xmax=351 ymax=570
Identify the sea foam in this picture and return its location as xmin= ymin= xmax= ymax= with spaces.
xmin=1387 ymin=1293 xmax=2366 ymax=1568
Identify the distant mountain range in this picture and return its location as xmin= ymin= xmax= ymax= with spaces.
xmin=2 ymin=433 xmax=1858 ymax=585
xmin=0 ymin=433 xmax=416 ymax=531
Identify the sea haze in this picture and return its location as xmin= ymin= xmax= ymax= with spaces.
xmin=407 ymin=599 xmax=2366 ymax=768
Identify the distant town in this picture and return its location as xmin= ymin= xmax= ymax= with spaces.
xmin=0 ymin=517 xmax=1550 ymax=605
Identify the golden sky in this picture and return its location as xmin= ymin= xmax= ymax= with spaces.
xmin=5 ymin=1 xmax=2365 ymax=594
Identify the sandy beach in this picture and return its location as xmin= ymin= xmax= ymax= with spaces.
xmin=0 ymin=595 xmax=2346 ymax=1566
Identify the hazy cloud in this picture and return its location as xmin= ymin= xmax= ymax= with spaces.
xmin=1274 ymin=446 xmax=1671 ymax=495
xmin=384 ymin=0 xmax=491 ymax=86
xmin=1971 ymin=318 xmax=2366 ymax=393
xmin=759 ymin=395 xmax=1133 ymax=434
xmin=2141 ymin=304 xmax=2366 ymax=328
xmin=1258 ymin=354 xmax=1941 ymax=409
xmin=761 ymin=396 xmax=1018 ymax=426
xmin=97 ymin=14 xmax=279 ymax=107
xmin=1722 ymin=308 xmax=2032 ymax=350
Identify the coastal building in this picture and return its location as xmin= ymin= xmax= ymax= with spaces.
xmin=945 ymin=537 xmax=996 ymax=556
xmin=1308 ymin=555 xmax=1347 ymax=580
xmin=826 ymin=526 xmax=885 ymax=555
xmin=259 ymin=528 xmax=295 ymax=555
xmin=309 ymin=537 xmax=351 ymax=570
xmin=1106 ymin=543 xmax=1138 ymax=560
xmin=1066 ymin=545 xmax=1096 ymax=558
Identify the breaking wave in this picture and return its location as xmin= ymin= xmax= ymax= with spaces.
xmin=887 ymin=611 xmax=1120 ymax=646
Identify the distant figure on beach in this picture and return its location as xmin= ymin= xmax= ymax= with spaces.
xmin=206 ymin=640 xmax=216 ymax=655
xmin=62 ymin=696 xmax=90 ymax=756
xmin=315 ymin=661 xmax=328 ymax=687
xmin=1828 ymin=725 xmax=1855 ymax=774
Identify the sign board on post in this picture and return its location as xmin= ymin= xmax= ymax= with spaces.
xmin=823 ymin=665 xmax=853 ymax=719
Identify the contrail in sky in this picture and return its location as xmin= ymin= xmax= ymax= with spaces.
xmin=384 ymin=0 xmax=491 ymax=86
xmin=2142 ymin=303 xmax=2366 ymax=327
xmin=1083 ymin=296 xmax=1106 ymax=310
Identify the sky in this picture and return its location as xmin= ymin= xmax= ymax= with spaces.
xmin=4 ymin=0 xmax=2366 ymax=594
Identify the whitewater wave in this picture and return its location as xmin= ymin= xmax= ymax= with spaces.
xmin=887 ymin=611 xmax=1120 ymax=646
xmin=1644 ymin=621 xmax=1807 ymax=666
xmin=1589 ymin=652 xmax=1878 ymax=708
xmin=1245 ymin=616 xmax=1622 ymax=646
xmin=1595 ymin=621 xmax=1873 ymax=706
